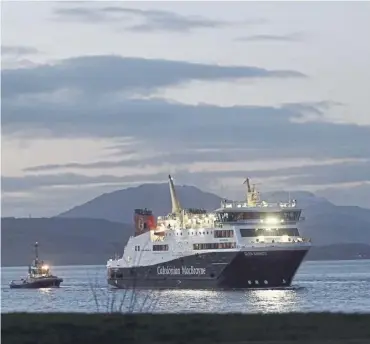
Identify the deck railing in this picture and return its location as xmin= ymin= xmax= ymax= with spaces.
xmin=221 ymin=200 xmax=297 ymax=209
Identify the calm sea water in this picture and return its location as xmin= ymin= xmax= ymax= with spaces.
xmin=2 ymin=260 xmax=370 ymax=313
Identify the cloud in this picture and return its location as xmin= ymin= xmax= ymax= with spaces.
xmin=3 ymin=160 xmax=370 ymax=194
xmin=3 ymin=89 xmax=369 ymax=164
xmin=1 ymin=184 xmax=127 ymax=218
xmin=21 ymin=150 xmax=366 ymax=174
xmin=1 ymin=172 xmax=173 ymax=194
xmin=2 ymin=55 xmax=368 ymax=180
xmin=2 ymin=53 xmax=370 ymax=214
xmin=221 ymin=160 xmax=370 ymax=187
xmin=236 ymin=32 xmax=304 ymax=43
xmin=1 ymin=45 xmax=40 ymax=56
xmin=1 ymin=55 xmax=304 ymax=99
xmin=53 ymin=6 xmax=231 ymax=33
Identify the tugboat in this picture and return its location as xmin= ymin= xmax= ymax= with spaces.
xmin=9 ymin=242 xmax=63 ymax=289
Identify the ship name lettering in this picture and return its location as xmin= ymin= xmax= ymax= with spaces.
xmin=181 ymin=266 xmax=206 ymax=275
xmin=244 ymin=251 xmax=267 ymax=256
xmin=157 ymin=266 xmax=206 ymax=275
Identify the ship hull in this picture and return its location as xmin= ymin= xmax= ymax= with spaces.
xmin=107 ymin=248 xmax=309 ymax=290
xmin=9 ymin=277 xmax=63 ymax=289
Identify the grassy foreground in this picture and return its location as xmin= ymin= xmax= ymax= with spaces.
xmin=2 ymin=312 xmax=370 ymax=344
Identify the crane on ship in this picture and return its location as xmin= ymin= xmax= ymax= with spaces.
xmin=243 ymin=177 xmax=261 ymax=206
xmin=168 ymin=174 xmax=185 ymax=226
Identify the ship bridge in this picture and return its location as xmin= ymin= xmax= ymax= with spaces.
xmin=214 ymin=178 xmax=302 ymax=225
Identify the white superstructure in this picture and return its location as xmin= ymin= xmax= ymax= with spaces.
xmin=107 ymin=176 xmax=311 ymax=269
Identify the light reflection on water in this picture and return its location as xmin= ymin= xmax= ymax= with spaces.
xmin=1 ymin=260 xmax=370 ymax=313
xmin=249 ymin=289 xmax=298 ymax=313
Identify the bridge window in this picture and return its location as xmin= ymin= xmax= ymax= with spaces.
xmin=277 ymin=228 xmax=299 ymax=236
xmin=193 ymin=242 xmax=236 ymax=250
xmin=240 ymin=228 xmax=300 ymax=237
xmin=239 ymin=229 xmax=257 ymax=237
xmin=153 ymin=244 xmax=169 ymax=251
xmin=214 ymin=230 xmax=234 ymax=238
xmin=281 ymin=211 xmax=301 ymax=221
xmin=217 ymin=210 xmax=301 ymax=222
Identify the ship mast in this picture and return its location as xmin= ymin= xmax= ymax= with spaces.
xmin=168 ymin=174 xmax=182 ymax=215
xmin=34 ymin=242 xmax=39 ymax=263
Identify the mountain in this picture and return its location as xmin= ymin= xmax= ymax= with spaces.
xmin=1 ymin=217 xmax=131 ymax=267
xmin=57 ymin=183 xmax=370 ymax=245
xmin=261 ymin=190 xmax=331 ymax=208
xmin=316 ymin=183 xmax=370 ymax=210
xmin=298 ymin=203 xmax=370 ymax=245
xmin=57 ymin=183 xmax=224 ymax=223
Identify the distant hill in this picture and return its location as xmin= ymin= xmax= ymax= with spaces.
xmin=57 ymin=183 xmax=370 ymax=245
xmin=260 ymin=190 xmax=331 ymax=208
xmin=298 ymin=203 xmax=370 ymax=245
xmin=57 ymin=183 xmax=224 ymax=223
xmin=306 ymin=243 xmax=370 ymax=261
xmin=1 ymin=217 xmax=131 ymax=267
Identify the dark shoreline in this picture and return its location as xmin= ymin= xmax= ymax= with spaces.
xmin=3 ymin=217 xmax=370 ymax=267
xmin=2 ymin=312 xmax=370 ymax=343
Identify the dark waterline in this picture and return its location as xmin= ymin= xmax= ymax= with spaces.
xmin=2 ymin=260 xmax=370 ymax=313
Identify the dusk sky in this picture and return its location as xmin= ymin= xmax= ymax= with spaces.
xmin=2 ymin=1 xmax=370 ymax=217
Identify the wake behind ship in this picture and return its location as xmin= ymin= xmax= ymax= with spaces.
xmin=107 ymin=176 xmax=311 ymax=289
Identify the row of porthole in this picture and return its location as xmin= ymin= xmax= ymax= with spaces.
xmin=166 ymin=231 xmax=213 ymax=236
xmin=165 ymin=230 xmax=235 ymax=237
xmin=254 ymin=238 xmax=292 ymax=243
xmin=247 ymin=279 xmax=287 ymax=285
xmin=247 ymin=280 xmax=269 ymax=285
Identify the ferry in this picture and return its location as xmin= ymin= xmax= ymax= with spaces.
xmin=107 ymin=175 xmax=311 ymax=289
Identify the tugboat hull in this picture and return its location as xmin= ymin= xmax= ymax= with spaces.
xmin=107 ymin=247 xmax=309 ymax=290
xmin=9 ymin=277 xmax=63 ymax=289
xmin=10 ymin=242 xmax=63 ymax=289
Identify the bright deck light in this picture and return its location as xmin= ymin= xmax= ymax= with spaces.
xmin=281 ymin=235 xmax=289 ymax=243
xmin=265 ymin=217 xmax=279 ymax=224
